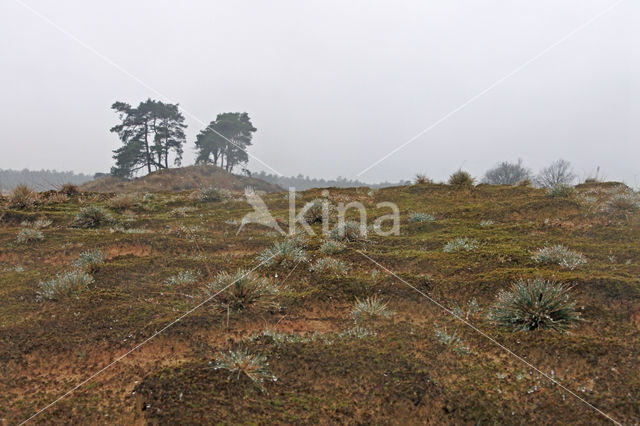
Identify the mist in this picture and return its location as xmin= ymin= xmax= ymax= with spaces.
xmin=0 ymin=0 xmax=637 ymax=185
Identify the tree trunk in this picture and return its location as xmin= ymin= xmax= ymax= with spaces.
xmin=144 ymin=122 xmax=152 ymax=174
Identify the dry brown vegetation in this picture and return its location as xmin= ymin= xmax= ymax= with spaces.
xmin=0 ymin=181 xmax=639 ymax=424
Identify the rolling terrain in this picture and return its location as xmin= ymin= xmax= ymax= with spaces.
xmin=1 ymin=181 xmax=639 ymax=424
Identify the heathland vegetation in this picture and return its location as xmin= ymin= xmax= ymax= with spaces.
xmin=1 ymin=173 xmax=639 ymax=423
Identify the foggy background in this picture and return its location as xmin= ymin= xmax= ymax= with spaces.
xmin=0 ymin=0 xmax=638 ymax=185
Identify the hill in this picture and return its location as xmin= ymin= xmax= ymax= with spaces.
xmin=80 ymin=164 xmax=282 ymax=193
xmin=1 ymin=182 xmax=639 ymax=424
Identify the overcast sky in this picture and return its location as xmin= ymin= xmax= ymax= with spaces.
xmin=0 ymin=0 xmax=638 ymax=185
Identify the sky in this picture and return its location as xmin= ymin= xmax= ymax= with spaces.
xmin=0 ymin=0 xmax=638 ymax=185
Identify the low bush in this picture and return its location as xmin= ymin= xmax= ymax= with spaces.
xmin=532 ymin=244 xmax=586 ymax=270
xmin=196 ymin=187 xmax=222 ymax=203
xmin=71 ymin=206 xmax=114 ymax=228
xmin=414 ymin=174 xmax=433 ymax=184
xmin=58 ymin=183 xmax=79 ymax=196
xmin=490 ymin=278 xmax=580 ymax=332
xmin=302 ymin=199 xmax=329 ymax=224
xmin=72 ymin=249 xmax=106 ymax=273
xmin=408 ymin=212 xmax=435 ymax=223
xmin=9 ymin=185 xmax=38 ymax=208
xmin=16 ymin=228 xmax=44 ymax=244
xmin=443 ymin=237 xmax=478 ymax=253
xmin=448 ymin=170 xmax=474 ymax=187
xmin=37 ymin=270 xmax=94 ymax=300
xmin=319 ymin=240 xmax=346 ymax=255
xmin=329 ymin=221 xmax=367 ymax=242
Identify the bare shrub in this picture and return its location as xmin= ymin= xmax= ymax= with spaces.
xmin=414 ymin=174 xmax=433 ymax=184
xmin=483 ymin=159 xmax=531 ymax=185
xmin=535 ymin=159 xmax=576 ymax=188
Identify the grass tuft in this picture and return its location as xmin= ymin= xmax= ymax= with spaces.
xmin=490 ymin=278 xmax=580 ymax=332
xmin=204 ymin=269 xmax=280 ymax=311
xmin=211 ymin=349 xmax=276 ymax=389
xmin=408 ymin=212 xmax=436 ymax=223
xmin=309 ymin=257 xmax=350 ymax=275
xmin=532 ymin=244 xmax=587 ymax=270
xmin=350 ymin=295 xmax=394 ymax=321
xmin=258 ymin=238 xmax=307 ymax=267
xmin=443 ymin=237 xmax=478 ymax=253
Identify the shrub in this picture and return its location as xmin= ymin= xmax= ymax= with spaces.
xmin=350 ymin=295 xmax=394 ymax=321
xmin=302 ymin=199 xmax=329 ymax=224
xmin=535 ymin=159 xmax=576 ymax=188
xmin=72 ymin=249 xmax=106 ymax=273
xmin=71 ymin=206 xmax=114 ymax=228
xmin=434 ymin=327 xmax=471 ymax=355
xmin=546 ymin=184 xmax=575 ymax=198
xmin=605 ymin=192 xmax=640 ymax=217
xmin=490 ymin=278 xmax=580 ymax=332
xmin=408 ymin=212 xmax=435 ymax=223
xmin=165 ymin=270 xmax=200 ymax=286
xmin=443 ymin=237 xmax=478 ymax=253
xmin=9 ymin=185 xmax=38 ymax=208
xmin=532 ymin=244 xmax=587 ymax=270
xmin=196 ymin=187 xmax=222 ymax=203
xmin=258 ymin=238 xmax=307 ymax=267
xmin=212 ymin=349 xmax=276 ymax=388
xmin=17 ymin=228 xmax=44 ymax=244
xmin=448 ymin=170 xmax=475 ymax=187
xmin=483 ymin=159 xmax=531 ymax=185
xmin=319 ymin=240 xmax=346 ymax=255
xmin=309 ymin=258 xmax=350 ymax=275
xmin=203 ymin=269 xmax=280 ymax=311
xmin=58 ymin=183 xmax=79 ymax=196
xmin=414 ymin=174 xmax=433 ymax=184
xmin=37 ymin=270 xmax=94 ymax=300
xmin=329 ymin=221 xmax=367 ymax=242
xmin=106 ymin=193 xmax=139 ymax=210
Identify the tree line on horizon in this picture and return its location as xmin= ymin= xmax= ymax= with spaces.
xmin=110 ymin=99 xmax=256 ymax=178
